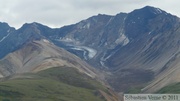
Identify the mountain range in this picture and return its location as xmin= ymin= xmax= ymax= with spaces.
xmin=0 ymin=6 xmax=180 ymax=100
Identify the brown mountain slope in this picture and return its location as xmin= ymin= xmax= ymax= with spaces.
xmin=142 ymin=52 xmax=180 ymax=93
xmin=0 ymin=39 xmax=97 ymax=78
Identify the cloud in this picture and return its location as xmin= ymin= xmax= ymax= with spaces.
xmin=0 ymin=0 xmax=179 ymax=29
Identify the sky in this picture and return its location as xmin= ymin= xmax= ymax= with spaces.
xmin=0 ymin=0 xmax=179 ymax=29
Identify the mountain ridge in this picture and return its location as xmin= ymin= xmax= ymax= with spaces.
xmin=0 ymin=6 xmax=180 ymax=94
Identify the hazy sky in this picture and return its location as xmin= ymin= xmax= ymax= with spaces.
xmin=0 ymin=0 xmax=179 ymax=29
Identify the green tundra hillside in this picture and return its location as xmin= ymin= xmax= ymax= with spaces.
xmin=0 ymin=66 xmax=118 ymax=101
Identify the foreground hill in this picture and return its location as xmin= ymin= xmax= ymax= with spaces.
xmin=0 ymin=66 xmax=119 ymax=101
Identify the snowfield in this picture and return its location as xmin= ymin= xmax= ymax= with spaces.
xmin=71 ymin=46 xmax=97 ymax=60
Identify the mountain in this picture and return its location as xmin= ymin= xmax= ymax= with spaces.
xmin=43 ymin=6 xmax=180 ymax=92
xmin=0 ymin=6 xmax=180 ymax=96
xmin=104 ymin=6 xmax=180 ymax=92
xmin=0 ymin=24 xmax=119 ymax=100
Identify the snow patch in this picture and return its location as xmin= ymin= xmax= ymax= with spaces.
xmin=132 ymin=22 xmax=135 ymax=23
xmin=100 ymin=53 xmax=108 ymax=68
xmin=154 ymin=8 xmax=163 ymax=14
xmin=156 ymin=8 xmax=162 ymax=13
xmin=123 ymin=38 xmax=130 ymax=46
xmin=106 ymin=17 xmax=114 ymax=26
xmin=43 ymin=39 xmax=50 ymax=43
xmin=59 ymin=38 xmax=74 ymax=42
xmin=85 ymin=23 xmax=91 ymax=29
xmin=7 ymin=29 xmax=10 ymax=33
xmin=84 ymin=72 xmax=93 ymax=78
xmin=123 ymin=17 xmax=127 ymax=21
xmin=100 ymin=49 xmax=119 ymax=69
xmin=82 ymin=46 xmax=97 ymax=59
xmin=77 ymin=20 xmax=91 ymax=29
xmin=58 ymin=37 xmax=80 ymax=45
xmin=71 ymin=46 xmax=97 ymax=59
xmin=115 ymin=33 xmax=129 ymax=46
xmin=148 ymin=31 xmax=152 ymax=35
xmin=100 ymin=60 xmax=108 ymax=69
xmin=71 ymin=47 xmax=83 ymax=51
xmin=0 ymin=32 xmax=10 ymax=42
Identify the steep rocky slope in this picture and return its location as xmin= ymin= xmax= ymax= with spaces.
xmin=105 ymin=6 xmax=180 ymax=92
xmin=0 ymin=39 xmax=97 ymax=79
xmin=142 ymin=51 xmax=180 ymax=93
xmin=48 ymin=6 xmax=180 ymax=92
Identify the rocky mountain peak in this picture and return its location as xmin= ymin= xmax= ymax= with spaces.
xmin=20 ymin=22 xmax=41 ymax=31
xmin=124 ymin=6 xmax=177 ymax=39
xmin=126 ymin=6 xmax=169 ymax=23
xmin=131 ymin=6 xmax=167 ymax=16
xmin=0 ymin=22 xmax=15 ymax=34
xmin=0 ymin=22 xmax=10 ymax=28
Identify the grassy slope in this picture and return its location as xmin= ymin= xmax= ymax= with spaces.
xmin=0 ymin=67 xmax=108 ymax=101
xmin=156 ymin=82 xmax=180 ymax=94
